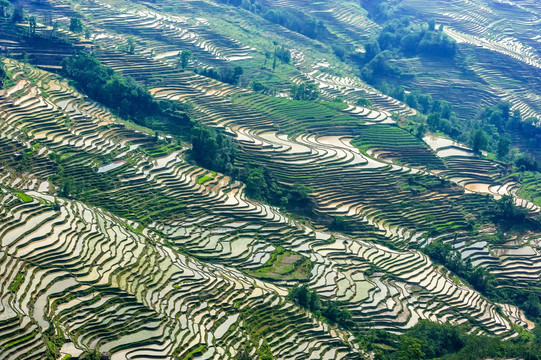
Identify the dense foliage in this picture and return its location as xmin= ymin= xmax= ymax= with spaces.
xmin=388 ymin=320 xmax=541 ymax=360
xmin=289 ymin=284 xmax=541 ymax=360
xmin=288 ymin=285 xmax=355 ymax=330
xmin=191 ymin=125 xmax=236 ymax=175
xmin=423 ymin=233 xmax=541 ymax=324
xmin=61 ymin=52 xmax=191 ymax=134
xmin=290 ymin=82 xmax=319 ymax=101
xmin=197 ymin=65 xmax=244 ymax=85
xmin=62 ymin=53 xmax=156 ymax=123
xmin=357 ymin=18 xmax=456 ymax=84
xmin=0 ymin=59 xmax=7 ymax=88
xmin=219 ymin=0 xmax=331 ymax=40
xmin=241 ymin=166 xmax=314 ymax=213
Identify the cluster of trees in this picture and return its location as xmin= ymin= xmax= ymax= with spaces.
xmin=289 ymin=284 xmax=540 ymax=359
xmin=378 ymin=18 xmax=455 ymax=56
xmin=423 ymin=239 xmax=494 ymax=293
xmin=358 ymin=0 xmax=394 ymax=21
xmin=288 ymin=285 xmax=355 ymax=330
xmin=273 ymin=46 xmax=291 ymax=64
xmin=386 ymin=320 xmax=541 ymax=360
xmin=219 ymin=0 xmax=331 ymax=40
xmin=241 ymin=166 xmax=314 ymax=211
xmin=408 ymin=93 xmax=540 ymax=164
xmin=494 ymin=194 xmax=529 ymax=225
xmin=62 ymin=53 xmax=158 ymax=124
xmin=358 ymin=18 xmax=456 ymax=83
xmin=516 ymin=154 xmax=539 ymax=172
xmin=290 ymin=82 xmax=319 ymax=101
xmin=423 ymin=235 xmax=541 ymax=322
xmin=197 ymin=65 xmax=244 ymax=85
xmin=8 ymin=3 xmax=24 ymax=23
xmin=177 ymin=50 xmax=192 ymax=69
xmin=15 ymin=149 xmax=35 ymax=173
xmin=251 ymin=79 xmax=271 ymax=94
xmin=190 ymin=125 xmax=236 ymax=175
xmin=0 ymin=0 xmax=12 ymax=18
xmin=61 ymin=52 xmax=192 ymax=136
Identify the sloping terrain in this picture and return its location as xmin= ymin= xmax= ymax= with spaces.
xmin=0 ymin=0 xmax=540 ymax=359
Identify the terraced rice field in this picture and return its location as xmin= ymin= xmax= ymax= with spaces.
xmin=392 ymin=0 xmax=541 ymax=119
xmin=0 ymin=0 xmax=540 ymax=358
xmin=0 ymin=57 xmax=538 ymax=358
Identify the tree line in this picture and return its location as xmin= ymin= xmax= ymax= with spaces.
xmin=219 ymin=0 xmax=332 ymax=40
xmin=61 ymin=52 xmax=191 ymax=134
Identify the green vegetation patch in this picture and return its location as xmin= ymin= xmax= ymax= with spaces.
xmin=517 ymin=171 xmax=541 ymax=207
xmin=197 ymin=172 xmax=216 ymax=184
xmin=8 ymin=272 xmax=24 ymax=293
xmin=232 ymin=92 xmax=362 ymax=134
xmin=2 ymin=331 xmax=37 ymax=350
xmin=14 ymin=191 xmax=33 ymax=203
xmin=246 ymin=246 xmax=312 ymax=281
xmin=352 ymin=124 xmax=445 ymax=169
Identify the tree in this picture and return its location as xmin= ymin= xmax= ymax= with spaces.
xmin=427 ymin=112 xmax=441 ymax=130
xmin=11 ymin=6 xmax=24 ymax=22
xmin=416 ymin=123 xmax=427 ymax=140
xmin=127 ymin=37 xmax=135 ymax=54
xmin=471 ymin=129 xmax=488 ymax=153
xmin=245 ymin=168 xmax=268 ymax=201
xmin=180 ymin=49 xmax=192 ymax=69
xmin=356 ymin=98 xmax=373 ymax=107
xmin=236 ymin=348 xmax=252 ymax=360
xmin=497 ymin=136 xmax=511 ymax=159
xmin=406 ymin=92 xmax=419 ymax=109
xmin=233 ymin=65 xmax=243 ymax=83
xmin=291 ymin=285 xmax=310 ymax=308
xmin=21 ymin=51 xmax=29 ymax=64
xmin=0 ymin=61 xmax=6 ymax=88
xmin=418 ymin=93 xmax=432 ymax=114
xmin=428 ymin=18 xmax=436 ymax=31
xmin=0 ymin=0 xmax=11 ymax=18
xmin=69 ymin=17 xmax=83 ymax=33
xmin=252 ymin=80 xmax=267 ymax=92
xmin=190 ymin=125 xmax=236 ymax=174
xmin=496 ymin=194 xmax=527 ymax=224
xmin=29 ymin=16 xmax=36 ymax=37
xmin=50 ymin=21 xmax=60 ymax=39
xmin=274 ymin=46 xmax=291 ymax=64
xmin=80 ymin=349 xmax=101 ymax=360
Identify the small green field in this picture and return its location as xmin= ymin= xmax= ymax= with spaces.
xmin=517 ymin=171 xmax=541 ymax=206
xmin=246 ymin=246 xmax=313 ymax=281
xmin=352 ymin=124 xmax=446 ymax=169
xmin=232 ymin=92 xmax=362 ymax=134
xmin=14 ymin=191 xmax=33 ymax=203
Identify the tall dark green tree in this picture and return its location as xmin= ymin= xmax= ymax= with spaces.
xmin=471 ymin=129 xmax=488 ymax=153
xmin=70 ymin=17 xmax=84 ymax=33
xmin=29 ymin=16 xmax=36 ymax=37
xmin=497 ymin=136 xmax=511 ymax=159
xmin=180 ymin=49 xmax=192 ymax=69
